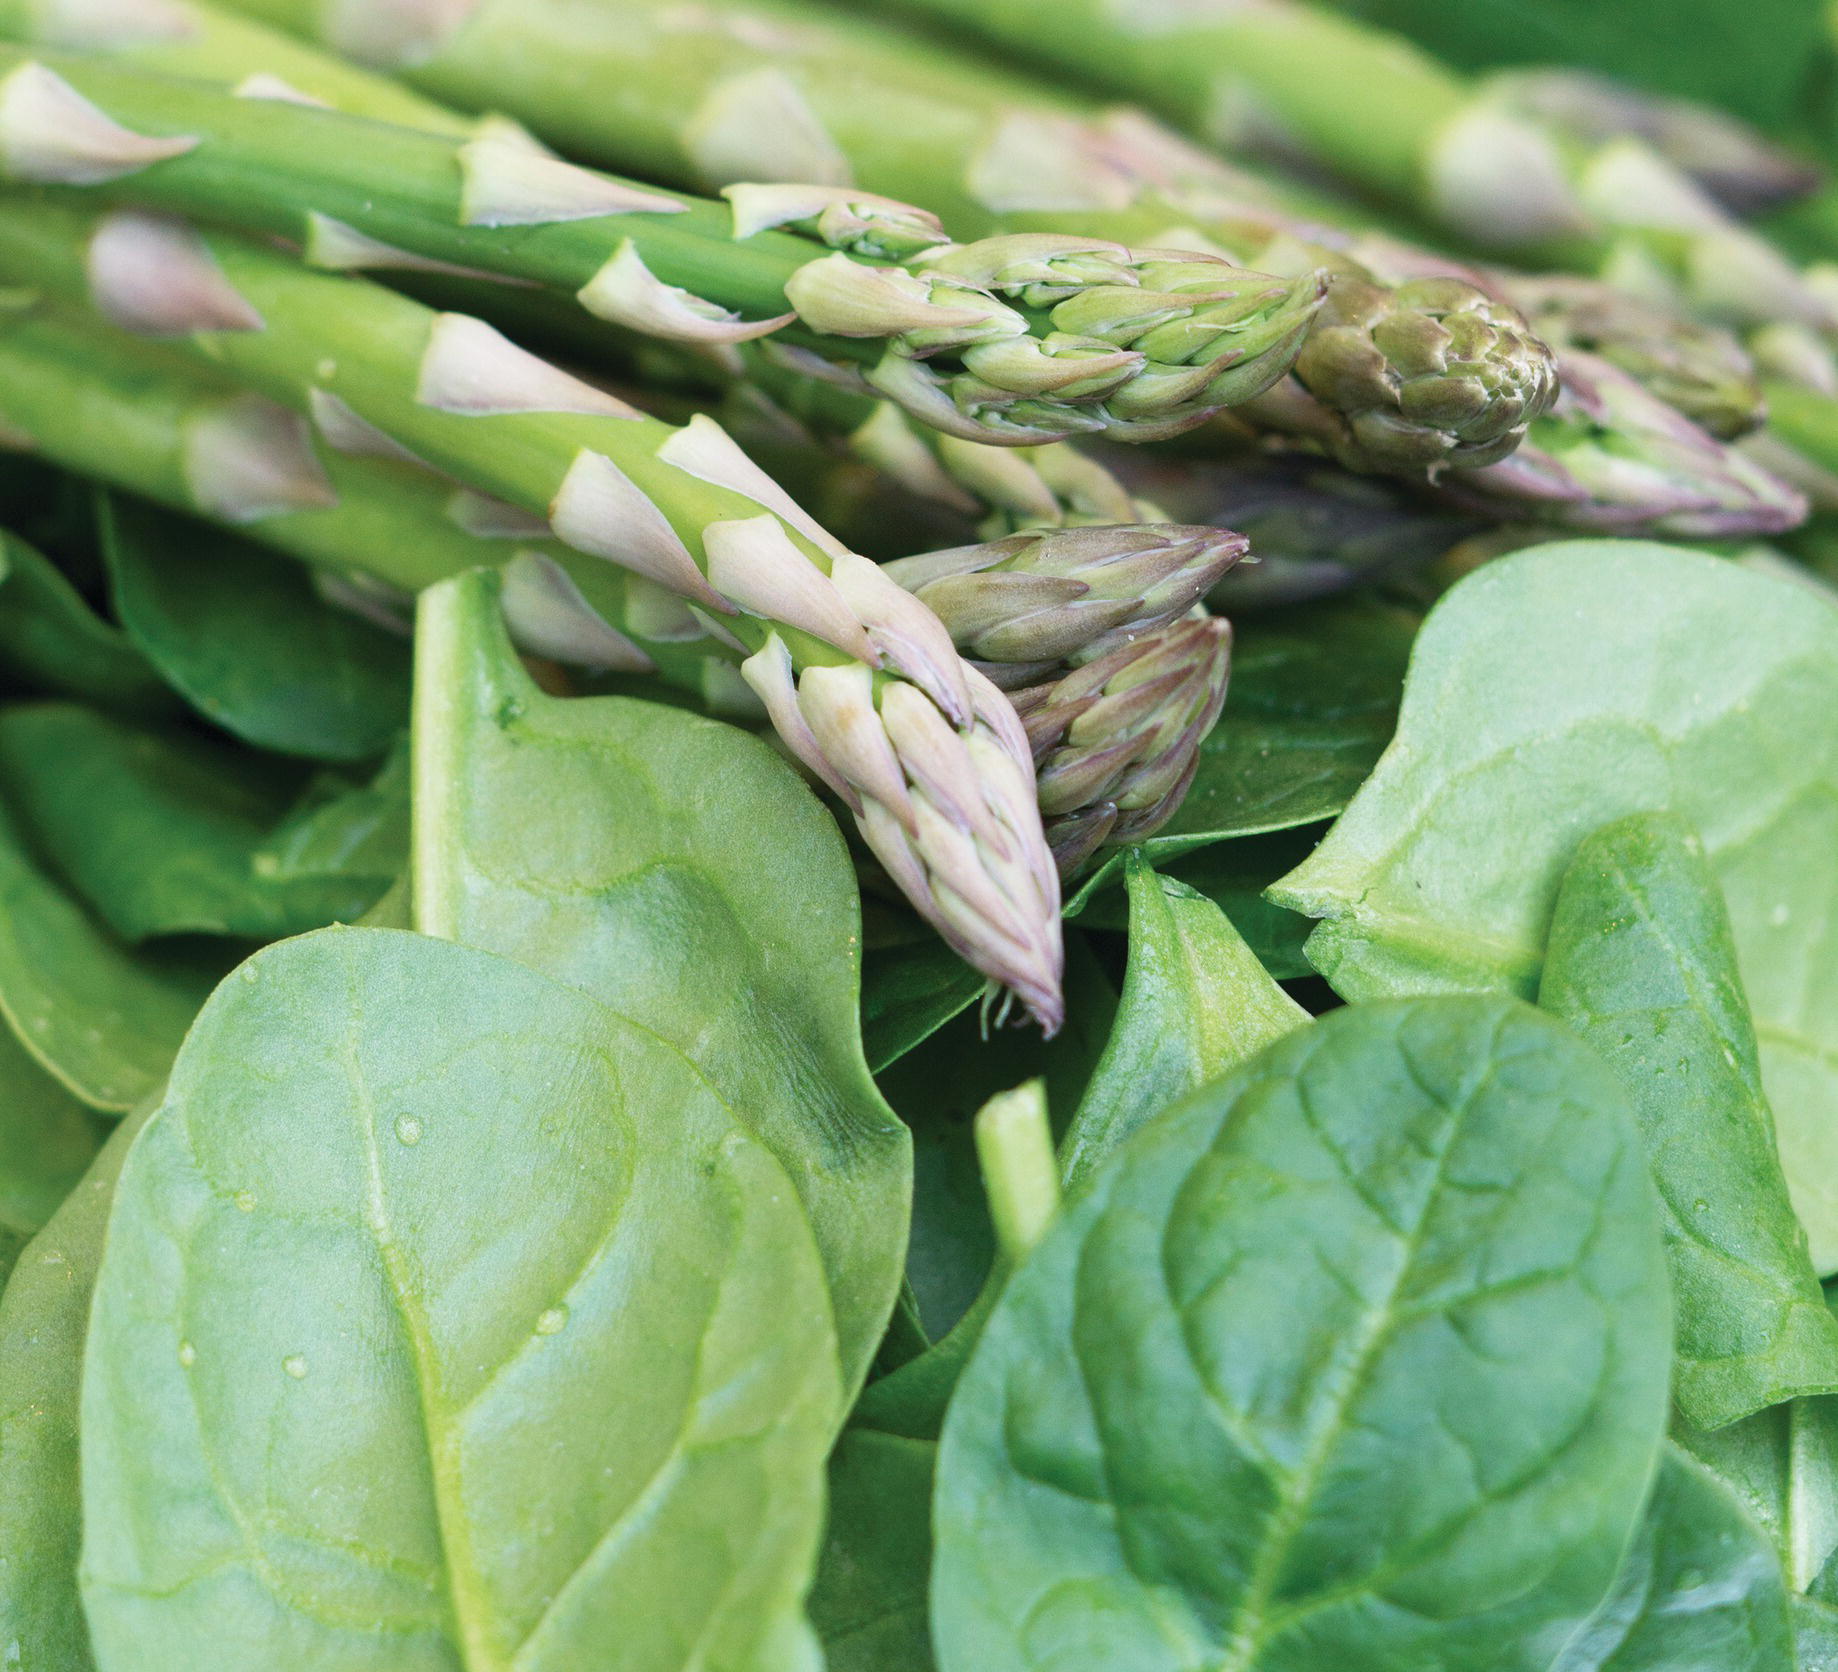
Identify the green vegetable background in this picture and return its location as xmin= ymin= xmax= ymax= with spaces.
xmin=0 ymin=0 xmax=1835 ymax=1668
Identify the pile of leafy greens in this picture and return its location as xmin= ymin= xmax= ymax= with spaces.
xmin=1 ymin=473 xmax=1837 ymax=1672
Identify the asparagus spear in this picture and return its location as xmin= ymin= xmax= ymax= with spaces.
xmin=1011 ymin=614 xmax=1232 ymax=875
xmin=0 ymin=197 xmax=1071 ymax=1025
xmin=1 ymin=295 xmax=1238 ymax=905
xmin=80 ymin=0 xmax=1563 ymax=475
xmin=0 ymin=0 xmax=472 ymax=132
xmin=0 ymin=48 xmax=1329 ymax=449
xmin=1439 ymin=351 xmax=1805 ymax=538
xmin=1480 ymin=68 xmax=1823 ymax=219
xmin=0 ymin=300 xmax=789 ymax=704
xmin=854 ymin=0 xmax=1836 ymax=336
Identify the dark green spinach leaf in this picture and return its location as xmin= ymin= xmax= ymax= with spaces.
xmin=934 ymin=996 xmax=1672 ymax=1672
xmin=100 ymin=494 xmax=411 ymax=762
xmin=1541 ymin=812 xmax=1838 ymax=1429
xmin=0 ymin=704 xmax=391 ymax=942
xmin=0 ymin=1024 xmax=102 ymax=1285
xmin=0 ymin=532 xmax=172 ymax=715
xmin=0 ymin=790 xmax=223 ymax=1111
xmin=1059 ymin=850 xmax=1308 ymax=1191
xmin=810 ymin=1430 xmax=937 ymax=1672
xmin=1338 ymin=0 xmax=1825 ymax=131
xmin=1150 ymin=597 xmax=1415 ymax=853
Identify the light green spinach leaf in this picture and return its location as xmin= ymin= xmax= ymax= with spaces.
xmin=0 ymin=1102 xmax=149 ymax=1671
xmin=1272 ymin=543 xmax=1838 ymax=1269
xmin=99 ymin=494 xmax=411 ymax=762
xmin=411 ymin=570 xmax=908 ymax=1391
xmin=1552 ymin=1445 xmax=1793 ymax=1672
xmin=1059 ymin=849 xmax=1309 ymax=1191
xmin=0 ymin=704 xmax=391 ymax=942
xmin=1797 ymin=1595 xmax=1838 ymax=1670
xmin=79 ymin=926 xmax=841 ymax=1672
xmin=934 ymin=996 xmax=1672 ymax=1672
xmin=1676 ymin=1393 xmax=1838 ymax=1593
xmin=1540 ymin=812 xmax=1838 ymax=1429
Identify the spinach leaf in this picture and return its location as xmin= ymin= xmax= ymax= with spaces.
xmin=0 ymin=790 xmax=223 ymax=1111
xmin=0 ymin=1024 xmax=102 ymax=1276
xmin=1271 ymin=543 xmax=1838 ymax=1269
xmin=250 ymin=745 xmax=410 ymax=895
xmin=1070 ymin=827 xmax=1324 ymax=979
xmin=933 ymin=997 xmax=1672 ymax=1672
xmin=1148 ymin=597 xmax=1414 ymax=854
xmin=810 ymin=1430 xmax=937 ymax=1672
xmin=1059 ymin=850 xmax=1309 ymax=1191
xmin=1799 ymin=1596 xmax=1838 ymax=1669
xmin=1540 ymin=812 xmax=1838 ymax=1429
xmin=99 ymin=494 xmax=411 ymax=763
xmin=0 ymin=532 xmax=173 ymax=716
xmin=411 ymin=570 xmax=908 ymax=1391
xmin=1679 ymin=1395 xmax=1838 ymax=1592
xmin=0 ymin=1102 xmax=149 ymax=1671
xmin=0 ymin=704 xmax=391 ymax=942
xmin=1552 ymin=1445 xmax=1793 ymax=1672
xmin=861 ymin=938 xmax=985 ymax=1073
xmin=79 ymin=926 xmax=841 ymax=1671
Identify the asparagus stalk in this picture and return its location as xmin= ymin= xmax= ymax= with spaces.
xmin=1480 ymin=68 xmax=1823 ymax=219
xmin=0 ymin=48 xmax=1329 ymax=449
xmin=0 ymin=197 xmax=1071 ymax=1025
xmin=716 ymin=352 xmax=1171 ymax=535
xmin=0 ymin=295 xmax=1237 ymax=897
xmin=0 ymin=0 xmax=472 ymax=132
xmin=120 ymin=0 xmax=1562 ymax=475
xmin=857 ymin=0 xmax=1836 ymax=336
xmin=0 ymin=300 xmax=792 ymax=706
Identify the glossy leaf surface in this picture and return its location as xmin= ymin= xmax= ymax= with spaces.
xmin=79 ymin=927 xmax=841 ymax=1672
xmin=934 ymin=997 xmax=1672 ymax=1672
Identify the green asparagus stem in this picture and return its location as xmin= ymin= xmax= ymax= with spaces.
xmin=186 ymin=0 xmax=1557 ymax=474
xmin=1481 ymin=68 xmax=1823 ymax=219
xmin=0 ymin=296 xmax=1235 ymax=890
xmin=0 ymin=0 xmax=472 ymax=131
xmin=0 ymin=301 xmax=775 ymax=705
xmin=862 ymin=0 xmax=1836 ymax=336
xmin=1469 ymin=275 xmax=1766 ymax=442
xmin=0 ymin=47 xmax=1328 ymax=448
xmin=720 ymin=357 xmax=1171 ymax=534
xmin=0 ymin=195 xmax=1071 ymax=1024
